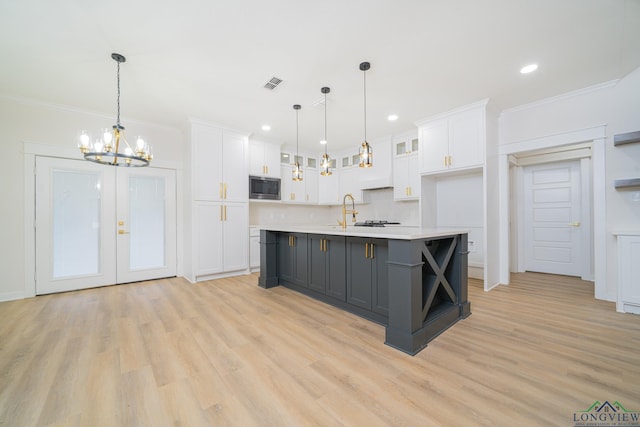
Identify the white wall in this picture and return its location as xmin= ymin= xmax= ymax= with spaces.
xmin=498 ymin=66 xmax=640 ymax=301
xmin=0 ymin=96 xmax=185 ymax=301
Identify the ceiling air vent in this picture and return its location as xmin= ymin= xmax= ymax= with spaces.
xmin=263 ymin=76 xmax=283 ymax=90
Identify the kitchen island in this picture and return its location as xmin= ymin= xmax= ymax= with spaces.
xmin=257 ymin=225 xmax=471 ymax=355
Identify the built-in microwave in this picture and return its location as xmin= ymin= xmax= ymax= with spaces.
xmin=249 ymin=175 xmax=281 ymax=200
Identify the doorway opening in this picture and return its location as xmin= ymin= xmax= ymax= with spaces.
xmin=509 ymin=143 xmax=593 ymax=281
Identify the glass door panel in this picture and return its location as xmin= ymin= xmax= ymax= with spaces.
xmin=116 ymin=167 xmax=176 ymax=283
xmin=36 ymin=157 xmax=116 ymax=294
xmin=52 ymin=169 xmax=102 ymax=278
xmin=129 ymin=175 xmax=166 ymax=270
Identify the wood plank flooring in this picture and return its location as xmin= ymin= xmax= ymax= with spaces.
xmin=1 ymin=272 xmax=639 ymax=426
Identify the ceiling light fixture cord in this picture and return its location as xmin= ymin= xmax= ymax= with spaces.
xmin=363 ymin=67 xmax=367 ymax=142
xmin=116 ymin=59 xmax=121 ymax=128
xmin=324 ymin=90 xmax=328 ymax=155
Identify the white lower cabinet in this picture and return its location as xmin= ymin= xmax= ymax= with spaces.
xmin=617 ymin=234 xmax=640 ymax=314
xmin=250 ymin=227 xmax=260 ymax=272
xmin=194 ymin=202 xmax=248 ymax=278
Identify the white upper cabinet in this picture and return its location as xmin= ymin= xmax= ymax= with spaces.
xmin=192 ymin=122 xmax=248 ymax=202
xmin=318 ymin=166 xmax=340 ymax=205
xmin=418 ymin=101 xmax=486 ymax=175
xmin=393 ymin=133 xmax=420 ymax=201
xmin=249 ymin=139 xmax=280 ymax=178
xmin=280 ymin=165 xmax=306 ymax=203
xmin=339 ymin=165 xmax=363 ymax=203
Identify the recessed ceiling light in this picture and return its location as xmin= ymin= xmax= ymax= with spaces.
xmin=520 ymin=63 xmax=538 ymax=74
xmin=320 ymin=139 xmax=327 ymax=145
xmin=388 ymin=114 xmax=398 ymax=121
xmin=261 ymin=125 xmax=271 ymax=131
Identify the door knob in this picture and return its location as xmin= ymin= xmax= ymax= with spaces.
xmin=568 ymin=221 xmax=581 ymax=227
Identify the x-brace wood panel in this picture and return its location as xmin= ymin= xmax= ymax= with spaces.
xmin=421 ymin=237 xmax=457 ymax=322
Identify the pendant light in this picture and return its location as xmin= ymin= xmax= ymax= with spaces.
xmin=320 ymin=87 xmax=332 ymax=176
xmin=78 ymin=53 xmax=152 ymax=167
xmin=358 ymin=61 xmax=373 ymax=168
xmin=292 ymin=104 xmax=303 ymax=181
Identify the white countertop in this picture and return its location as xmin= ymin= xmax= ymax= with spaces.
xmin=254 ymin=224 xmax=468 ymax=240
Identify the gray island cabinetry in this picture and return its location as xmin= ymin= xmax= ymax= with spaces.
xmin=258 ymin=225 xmax=471 ymax=355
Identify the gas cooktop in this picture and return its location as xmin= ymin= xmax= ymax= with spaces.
xmin=354 ymin=220 xmax=401 ymax=227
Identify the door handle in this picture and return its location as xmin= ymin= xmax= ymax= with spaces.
xmin=118 ymin=229 xmax=129 ymax=235
xmin=568 ymin=221 xmax=581 ymax=227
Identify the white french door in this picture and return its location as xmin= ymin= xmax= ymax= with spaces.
xmin=35 ymin=157 xmax=176 ymax=294
xmin=523 ymin=160 xmax=582 ymax=276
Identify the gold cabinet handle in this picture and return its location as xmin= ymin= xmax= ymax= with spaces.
xmin=224 ymin=205 xmax=227 ymax=221
xmin=320 ymin=239 xmax=324 ymax=251
xmin=370 ymin=243 xmax=375 ymax=259
xmin=220 ymin=205 xmax=223 ymax=221
xmin=265 ymin=165 xmax=269 ymax=174
xmin=118 ymin=229 xmax=129 ymax=235
xmin=365 ymin=242 xmax=369 ymax=259
xmin=219 ymin=183 xmax=223 ymax=199
xmin=408 ymin=187 xmax=412 ymax=196
xmin=568 ymin=221 xmax=581 ymax=227
xmin=444 ymin=156 xmax=447 ymax=166
xmin=224 ymin=183 xmax=228 ymax=199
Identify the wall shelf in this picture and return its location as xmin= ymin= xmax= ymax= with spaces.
xmin=614 ymin=178 xmax=640 ymax=190
xmin=613 ymin=130 xmax=640 ymax=146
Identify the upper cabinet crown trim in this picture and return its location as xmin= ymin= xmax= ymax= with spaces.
xmin=414 ymin=98 xmax=489 ymax=128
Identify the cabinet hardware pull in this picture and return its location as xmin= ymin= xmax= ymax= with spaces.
xmin=444 ymin=156 xmax=447 ymax=166
xmin=408 ymin=187 xmax=412 ymax=196
xmin=220 ymin=205 xmax=223 ymax=221
xmin=320 ymin=239 xmax=324 ymax=251
xmin=266 ymin=165 xmax=269 ymax=174
xmin=324 ymin=239 xmax=328 ymax=252
xmin=224 ymin=183 xmax=228 ymax=199
xmin=219 ymin=183 xmax=223 ymax=199
xmin=371 ymin=243 xmax=375 ymax=259
xmin=365 ymin=243 xmax=369 ymax=258
xmin=224 ymin=205 xmax=227 ymax=221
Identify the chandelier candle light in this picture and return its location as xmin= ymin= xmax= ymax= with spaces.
xmin=78 ymin=53 xmax=152 ymax=167
xmin=292 ymin=104 xmax=303 ymax=181
xmin=358 ymin=61 xmax=373 ymax=168
xmin=320 ymin=86 xmax=332 ymax=176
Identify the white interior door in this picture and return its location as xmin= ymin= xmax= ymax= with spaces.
xmin=35 ymin=157 xmax=117 ymax=294
xmin=523 ymin=160 xmax=582 ymax=276
xmin=35 ymin=157 xmax=176 ymax=294
xmin=116 ymin=167 xmax=177 ymax=283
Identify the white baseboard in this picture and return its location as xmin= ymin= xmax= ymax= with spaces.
xmin=0 ymin=291 xmax=27 ymax=303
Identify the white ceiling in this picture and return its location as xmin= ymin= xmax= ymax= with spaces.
xmin=1 ymin=0 xmax=639 ymax=152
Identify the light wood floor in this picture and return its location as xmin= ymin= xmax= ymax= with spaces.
xmin=1 ymin=272 xmax=639 ymax=426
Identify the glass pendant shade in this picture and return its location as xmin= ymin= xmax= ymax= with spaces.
xmin=292 ymin=162 xmax=303 ymax=181
xmin=320 ymin=86 xmax=333 ymax=176
xmin=292 ymin=104 xmax=303 ymax=181
xmin=359 ymin=141 xmax=373 ymax=168
xmin=358 ymin=62 xmax=373 ymax=168
xmin=320 ymin=152 xmax=332 ymax=176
